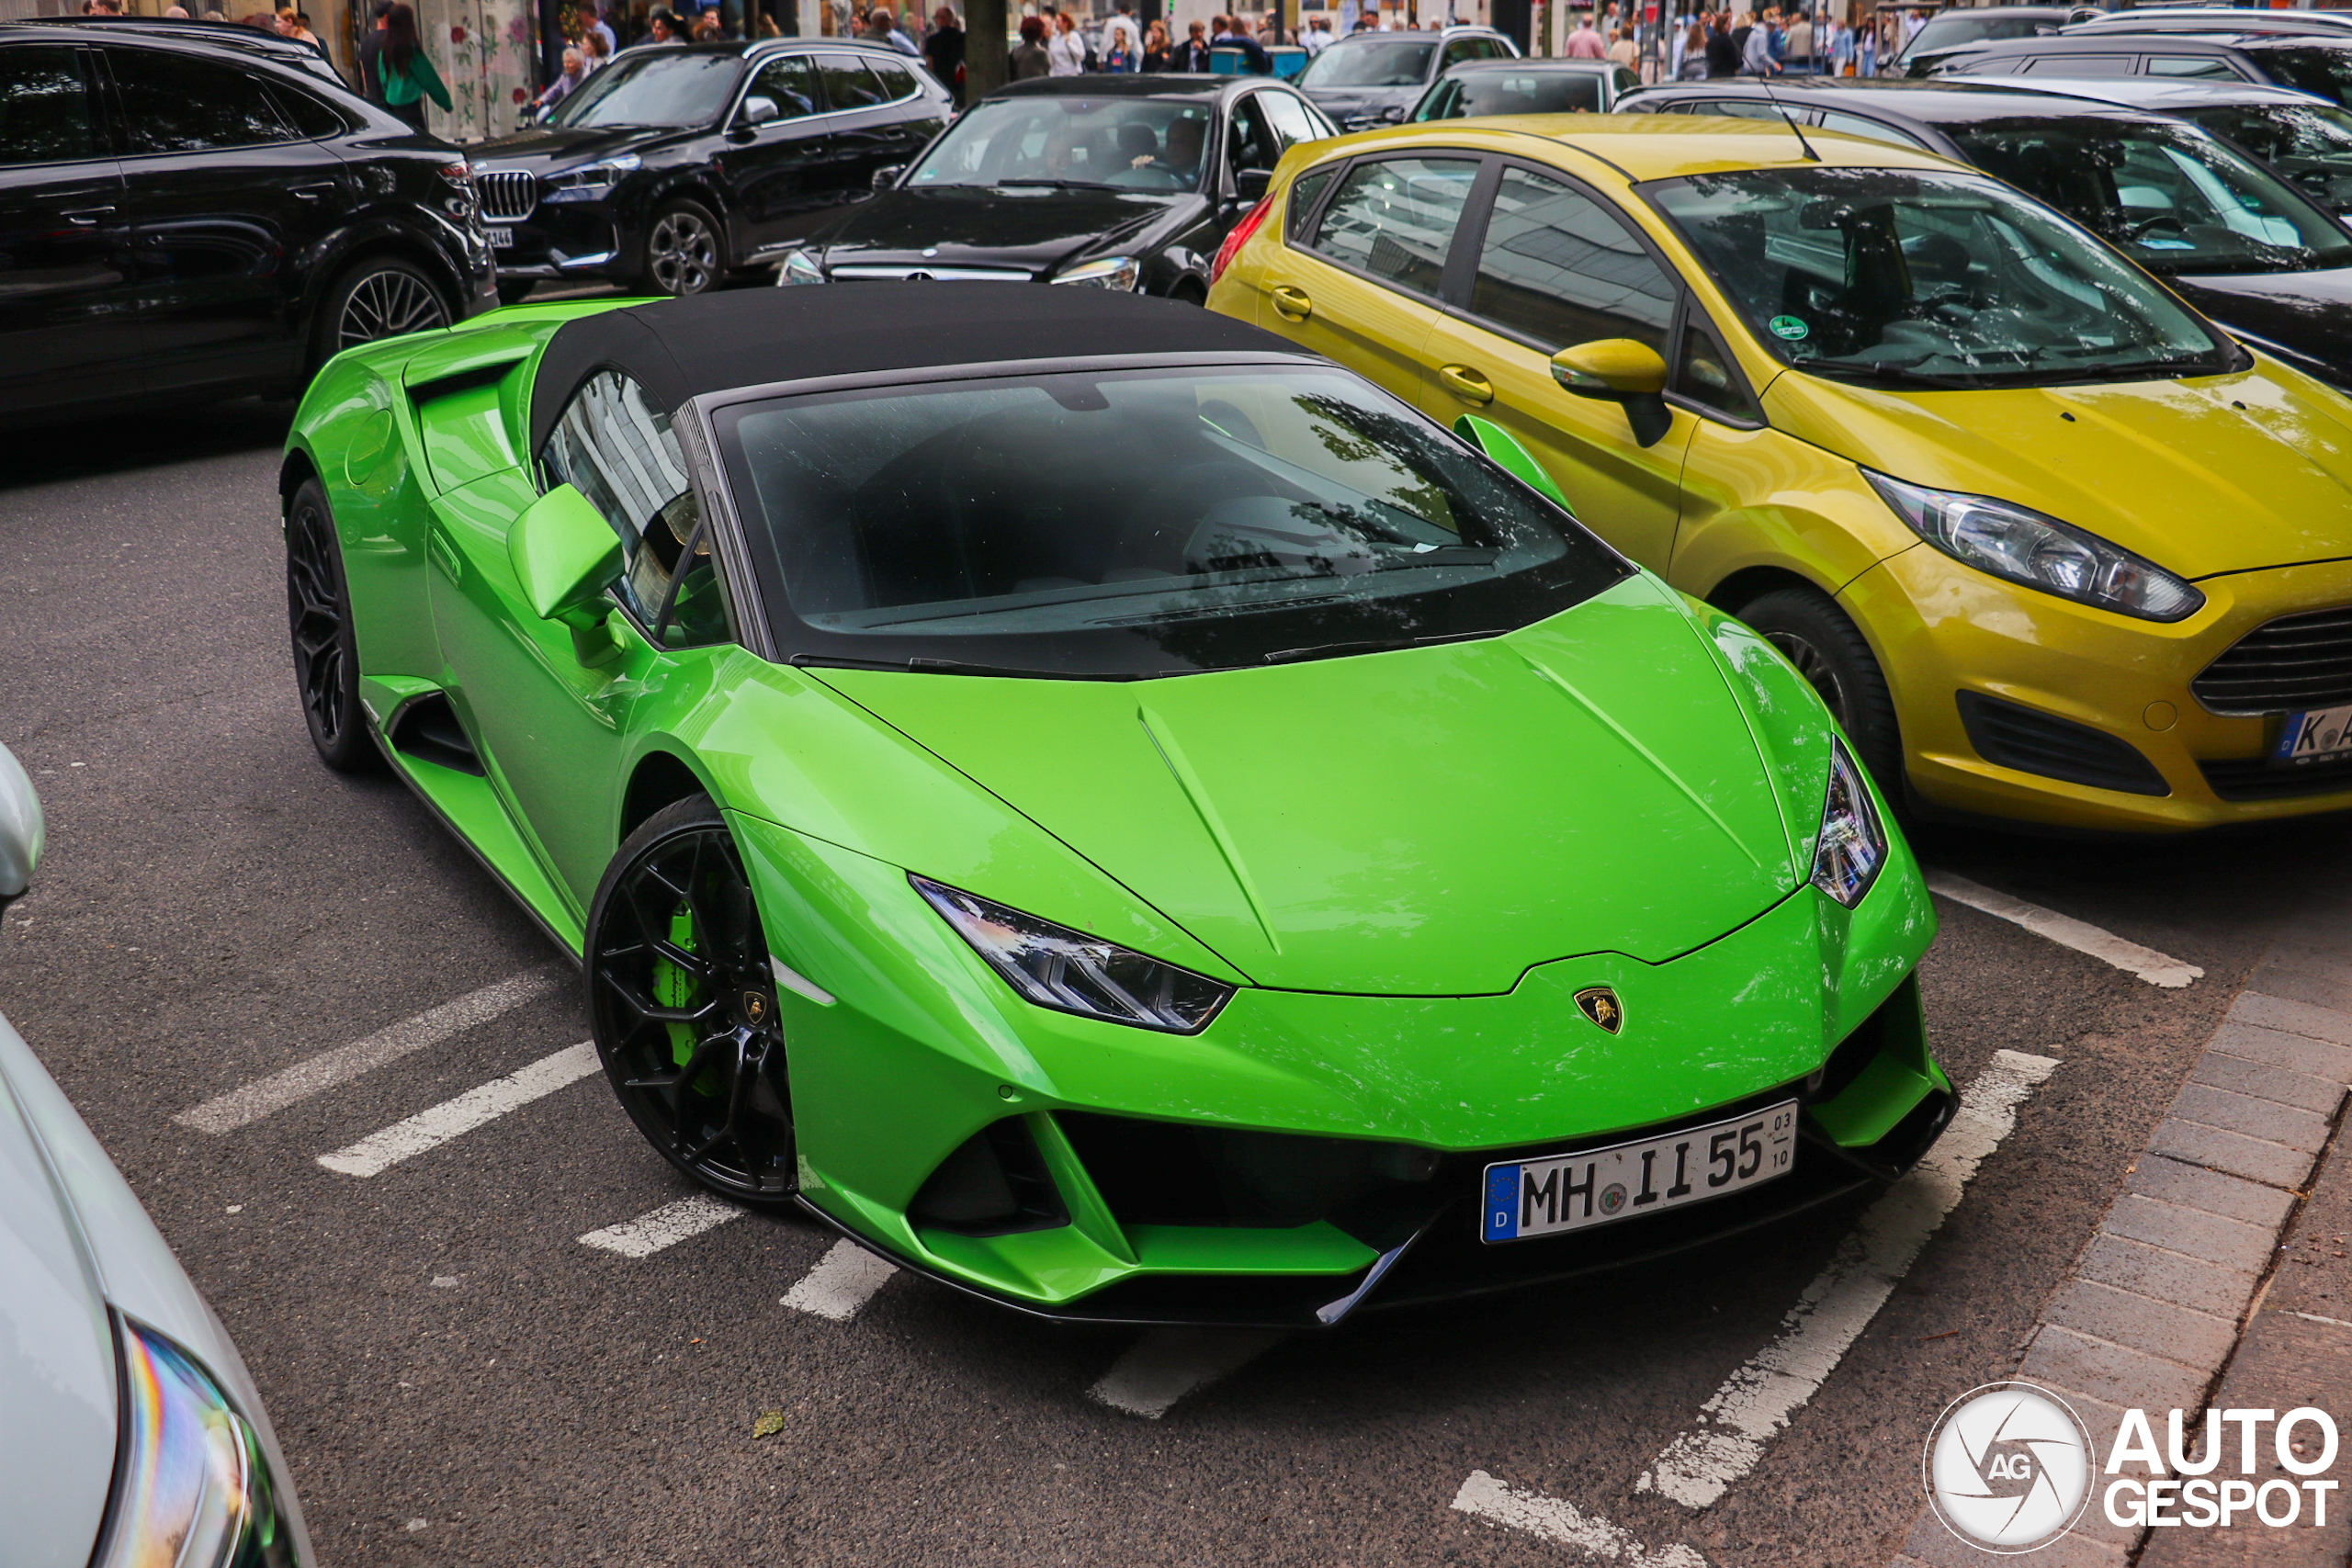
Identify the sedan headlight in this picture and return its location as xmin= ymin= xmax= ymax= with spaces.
xmin=1865 ymin=469 xmax=2203 ymax=623
xmin=1810 ymin=738 xmax=1886 ymax=909
xmin=91 ymin=1315 xmax=299 ymax=1568
xmin=912 ymin=875 xmax=1232 ymax=1032
xmin=541 ymin=153 xmax=640 ymax=203
xmin=776 ymin=247 xmax=827 ymax=286
xmin=1050 ymin=255 xmax=1141 ymax=291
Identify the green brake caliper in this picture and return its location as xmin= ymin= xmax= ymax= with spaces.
xmin=656 ymin=904 xmax=701 ymax=1071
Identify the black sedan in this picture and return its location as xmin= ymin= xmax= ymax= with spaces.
xmin=468 ymin=38 xmax=952 ymax=299
xmin=776 ymin=75 xmax=1333 ymax=301
xmin=1617 ymin=78 xmax=2352 ymax=394
xmin=0 ymin=17 xmax=494 ymax=422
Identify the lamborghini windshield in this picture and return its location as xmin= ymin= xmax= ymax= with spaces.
xmin=713 ymin=365 xmax=1628 ymax=677
xmin=1646 ymin=165 xmax=2241 ymax=388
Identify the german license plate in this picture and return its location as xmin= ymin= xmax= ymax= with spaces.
xmin=487 ymin=227 xmax=514 ymax=249
xmin=2276 ymin=702 xmax=2352 ymax=765
xmin=1481 ymin=1100 xmax=1799 ymax=1243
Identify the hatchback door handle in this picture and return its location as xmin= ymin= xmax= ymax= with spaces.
xmin=1269 ymin=284 xmax=1312 ymax=322
xmin=61 ymin=206 xmax=113 ymax=226
xmin=1439 ymin=364 xmax=1493 ymax=404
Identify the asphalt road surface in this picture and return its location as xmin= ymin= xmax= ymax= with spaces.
xmin=1 ymin=399 xmax=2333 ymax=1567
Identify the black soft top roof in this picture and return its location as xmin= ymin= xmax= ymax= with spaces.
xmin=528 ymin=284 xmax=1292 ymax=454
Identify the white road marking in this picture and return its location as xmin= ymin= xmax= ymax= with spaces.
xmin=316 ymin=1042 xmax=601 ymax=1178
xmin=176 ymin=969 xmax=566 ymax=1134
xmin=1927 ymin=873 xmax=2202 ymax=988
xmin=781 ymin=1239 xmax=898 ymax=1321
xmin=578 ymin=1194 xmax=745 ymax=1258
xmin=1636 ymin=1048 xmax=2061 ymax=1509
xmin=1452 ymin=1472 xmax=1710 ymax=1567
xmin=1086 ymin=1327 xmax=1288 ymax=1419
xmin=2293 ymin=1310 xmax=2352 ymax=1331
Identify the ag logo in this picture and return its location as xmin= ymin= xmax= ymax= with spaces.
xmin=1574 ymin=987 xmax=1623 ymax=1034
xmin=1924 ymin=1382 xmax=2095 ymax=1553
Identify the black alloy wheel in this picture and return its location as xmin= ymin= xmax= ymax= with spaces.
xmin=1736 ymin=584 xmax=1905 ymax=803
xmin=645 ymin=199 xmax=724 ymax=297
xmin=323 ymin=258 xmax=451 ymax=355
xmin=284 ymin=478 xmax=377 ymax=773
xmin=587 ymin=796 xmax=798 ymax=1205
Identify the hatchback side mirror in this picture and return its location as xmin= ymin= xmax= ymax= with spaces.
xmin=0 ymin=742 xmax=43 ymax=912
xmin=1552 ymin=338 xmax=1673 ymax=448
xmin=509 ymin=484 xmax=624 ymax=663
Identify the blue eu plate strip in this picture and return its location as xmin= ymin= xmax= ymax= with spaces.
xmin=1484 ymin=1163 xmax=1521 ymax=1242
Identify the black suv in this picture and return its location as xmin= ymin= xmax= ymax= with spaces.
xmin=469 ymin=39 xmax=953 ymax=299
xmin=0 ymin=18 xmax=494 ymax=421
xmin=1296 ymin=25 xmax=1519 ymax=132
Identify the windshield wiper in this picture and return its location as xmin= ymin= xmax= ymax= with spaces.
xmin=1261 ymin=628 xmax=1510 ymax=666
xmin=992 ymin=178 xmax=1118 ymax=191
xmin=789 ymin=652 xmax=1063 ymax=678
xmin=1800 ymin=357 xmax=1980 ymax=390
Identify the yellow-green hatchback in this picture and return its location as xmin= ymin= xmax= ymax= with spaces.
xmin=1208 ymin=116 xmax=2352 ymax=833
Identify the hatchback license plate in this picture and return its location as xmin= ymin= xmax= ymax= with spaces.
xmin=487 ymin=227 xmax=514 ymax=249
xmin=2276 ymin=703 xmax=2352 ymax=766
xmin=1481 ymin=1100 xmax=1799 ymax=1243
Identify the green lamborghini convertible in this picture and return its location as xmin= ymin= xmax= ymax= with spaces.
xmin=280 ymin=285 xmax=1952 ymax=1325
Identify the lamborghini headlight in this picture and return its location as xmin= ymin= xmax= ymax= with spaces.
xmin=912 ymin=875 xmax=1232 ymax=1032
xmin=777 ymin=247 xmax=827 ymax=286
xmin=1811 ymin=738 xmax=1886 ymax=909
xmin=541 ymin=153 xmax=639 ymax=202
xmin=90 ymin=1315 xmax=300 ymax=1568
xmin=1865 ymin=469 xmax=2203 ymax=623
xmin=1050 ymin=255 xmax=1141 ymax=290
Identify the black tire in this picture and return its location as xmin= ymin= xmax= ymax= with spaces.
xmin=586 ymin=796 xmax=798 ymax=1207
xmin=311 ymin=256 xmax=451 ymax=371
xmin=495 ymin=277 xmax=536 ymax=307
xmin=1735 ymin=584 xmax=1905 ymax=800
xmin=1166 ymin=277 xmax=1208 ymax=306
xmin=641 ymin=199 xmax=726 ymax=298
xmin=284 ymin=478 xmax=379 ymax=774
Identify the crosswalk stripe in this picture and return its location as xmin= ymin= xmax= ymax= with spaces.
xmin=578 ymin=1193 xmax=745 ymax=1258
xmin=781 ymin=1239 xmax=898 ymax=1320
xmin=316 ymin=1042 xmax=601 ymax=1179
xmin=1087 ymin=1327 xmax=1287 ymax=1419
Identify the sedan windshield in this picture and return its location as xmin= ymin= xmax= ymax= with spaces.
xmin=2252 ymin=43 xmax=2352 ymax=110
xmin=1416 ymin=69 xmax=1602 ymax=119
xmin=1301 ymin=38 xmax=1437 ymax=87
xmin=908 ymin=96 xmax=1215 ymax=192
xmin=712 ymin=365 xmax=1627 ymax=677
xmin=1646 ymin=166 xmax=2239 ymax=387
xmin=1896 ymin=9 xmax=2056 ymax=62
xmin=548 ymin=50 xmax=742 ymax=128
xmin=1949 ymin=116 xmax=2352 ymax=275
xmin=2186 ymin=100 xmax=2352 ymax=210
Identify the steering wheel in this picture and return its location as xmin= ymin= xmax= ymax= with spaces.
xmin=2123 ymin=211 xmax=2189 ymax=243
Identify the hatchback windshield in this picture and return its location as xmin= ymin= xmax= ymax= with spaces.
xmin=1417 ymin=69 xmax=1602 ymax=118
xmin=1301 ymin=38 xmax=1437 ymax=87
xmin=2183 ymin=101 xmax=2352 ymax=210
xmin=548 ymin=49 xmax=742 ymax=128
xmin=1647 ymin=166 xmax=2238 ymax=387
xmin=713 ymin=365 xmax=1627 ymax=677
xmin=1949 ymin=116 xmax=2352 ymax=274
xmin=908 ymin=96 xmax=1216 ymax=192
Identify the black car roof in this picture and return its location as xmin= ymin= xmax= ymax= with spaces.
xmin=3 ymin=16 xmax=331 ymax=63
xmin=1636 ymin=77 xmax=2176 ymax=127
xmin=1443 ymin=57 xmax=1614 ymax=73
xmin=991 ymin=73 xmax=1269 ymax=100
xmin=1951 ymin=30 xmax=2350 ymax=57
xmin=529 ymin=285 xmax=1291 ymax=453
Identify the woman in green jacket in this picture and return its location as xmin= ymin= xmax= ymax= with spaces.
xmin=379 ymin=2 xmax=451 ymax=132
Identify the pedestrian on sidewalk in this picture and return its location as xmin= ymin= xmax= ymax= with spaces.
xmin=1046 ymin=10 xmax=1086 ymax=74
xmin=1140 ymin=18 xmax=1173 ymax=71
xmin=1704 ymin=14 xmax=1738 ymax=76
xmin=533 ymin=46 xmax=589 ymax=113
xmin=378 ymin=3 xmax=451 ymax=132
xmin=1741 ymin=8 xmax=1778 ymax=75
xmin=1011 ymin=15 xmax=1052 ymax=78
xmin=1607 ymin=24 xmax=1637 ymax=70
xmin=1566 ymin=10 xmax=1606 ymax=58
xmin=1173 ymin=18 xmax=1211 ymax=70
xmin=1100 ymin=0 xmax=1141 ymax=71
xmin=922 ymin=5 xmax=965 ymax=103
xmin=356 ymin=0 xmax=392 ymax=103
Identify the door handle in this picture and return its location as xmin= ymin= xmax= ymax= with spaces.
xmin=1438 ymin=364 xmax=1494 ymax=405
xmin=289 ymin=183 xmax=338 ymax=201
xmin=426 ymin=530 xmax=462 ymax=581
xmin=61 ymin=206 xmax=114 ymax=226
xmin=1269 ymin=284 xmax=1312 ymax=321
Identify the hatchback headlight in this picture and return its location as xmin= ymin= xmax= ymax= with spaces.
xmin=1051 ymin=255 xmax=1141 ymax=290
xmin=1865 ymin=469 xmax=2203 ymax=623
xmin=541 ymin=153 xmax=639 ymax=202
xmin=90 ymin=1315 xmax=299 ymax=1568
xmin=912 ymin=875 xmax=1232 ymax=1032
xmin=1810 ymin=738 xmax=1886 ymax=909
xmin=777 ymin=247 xmax=827 ymax=286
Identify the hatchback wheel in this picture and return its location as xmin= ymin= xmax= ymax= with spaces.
xmin=587 ymin=796 xmax=797 ymax=1205
xmin=645 ymin=200 xmax=724 ymax=297
xmin=1736 ymin=584 xmax=1905 ymax=802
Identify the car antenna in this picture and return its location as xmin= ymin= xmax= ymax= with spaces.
xmin=1758 ymin=79 xmax=1822 ymax=164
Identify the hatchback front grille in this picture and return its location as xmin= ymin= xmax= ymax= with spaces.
xmin=1956 ymin=692 xmax=2170 ymax=796
xmin=476 ymin=169 xmax=537 ymax=223
xmin=2192 ymin=605 xmax=2352 ymax=716
xmin=2199 ymin=755 xmax=2352 ymax=803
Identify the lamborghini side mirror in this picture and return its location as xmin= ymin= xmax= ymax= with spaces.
xmin=509 ymin=484 xmax=624 ymax=662
xmin=0 ymin=741 xmax=44 ymax=913
xmin=1453 ymin=412 xmax=1575 ymax=515
xmin=1552 ymin=338 xmax=1674 ymax=448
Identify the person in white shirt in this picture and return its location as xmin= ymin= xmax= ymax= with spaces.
xmin=1302 ymin=13 xmax=1331 ymax=51
xmin=1046 ymin=9 xmax=1087 ymax=73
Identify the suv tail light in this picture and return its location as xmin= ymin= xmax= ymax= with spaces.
xmin=1210 ymin=192 xmax=1275 ymax=287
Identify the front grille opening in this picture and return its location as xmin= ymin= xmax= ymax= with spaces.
xmin=387 ymin=693 xmax=484 ymax=776
xmin=477 ymin=169 xmax=537 ymax=223
xmin=1057 ymin=1112 xmax=1442 ymax=1232
xmin=2193 ymin=605 xmax=2352 ymax=716
xmin=1956 ymin=692 xmax=2169 ymax=796
xmin=2199 ymin=754 xmax=2352 ymax=803
xmin=909 ymin=1117 xmax=1068 ymax=1237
